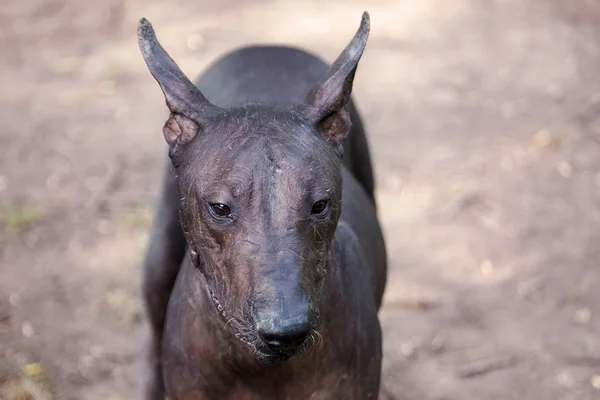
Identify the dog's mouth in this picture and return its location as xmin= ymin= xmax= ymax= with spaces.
xmin=254 ymin=349 xmax=295 ymax=365
xmin=228 ymin=328 xmax=313 ymax=364
xmin=252 ymin=328 xmax=323 ymax=364
xmin=205 ymin=286 xmax=322 ymax=363
xmin=252 ymin=338 xmax=309 ymax=364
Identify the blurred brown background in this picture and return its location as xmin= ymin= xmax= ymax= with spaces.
xmin=1 ymin=0 xmax=600 ymax=399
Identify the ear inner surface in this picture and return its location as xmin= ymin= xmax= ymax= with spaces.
xmin=320 ymin=108 xmax=352 ymax=143
xmin=163 ymin=113 xmax=200 ymax=145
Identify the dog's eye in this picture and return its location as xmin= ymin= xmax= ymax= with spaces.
xmin=210 ymin=203 xmax=232 ymax=218
xmin=311 ymin=200 xmax=330 ymax=215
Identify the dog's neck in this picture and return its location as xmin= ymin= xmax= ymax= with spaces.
xmin=177 ymin=254 xmax=332 ymax=376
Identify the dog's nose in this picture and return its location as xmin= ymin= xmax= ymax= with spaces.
xmin=256 ymin=315 xmax=311 ymax=349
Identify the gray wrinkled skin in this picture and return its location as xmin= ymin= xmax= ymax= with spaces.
xmin=138 ymin=12 xmax=387 ymax=400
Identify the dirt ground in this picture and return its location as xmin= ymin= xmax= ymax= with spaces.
xmin=1 ymin=0 xmax=600 ymax=399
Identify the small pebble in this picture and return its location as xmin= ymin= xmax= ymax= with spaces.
xmin=9 ymin=292 xmax=21 ymax=306
xmin=187 ymin=34 xmax=205 ymax=50
xmin=480 ymin=259 xmax=494 ymax=276
xmin=533 ymin=129 xmax=562 ymax=149
xmin=400 ymin=342 xmax=416 ymax=358
xmin=400 ymin=336 xmax=422 ymax=359
xmin=23 ymin=363 xmax=43 ymax=377
xmin=21 ymin=322 xmax=35 ymax=338
xmin=558 ymin=161 xmax=572 ymax=178
xmin=591 ymin=374 xmax=600 ymax=390
xmin=574 ymin=308 xmax=591 ymax=325
xmin=556 ymin=370 xmax=575 ymax=388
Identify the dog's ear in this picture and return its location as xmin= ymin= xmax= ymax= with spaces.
xmin=138 ymin=18 xmax=219 ymax=145
xmin=302 ymin=12 xmax=370 ymax=144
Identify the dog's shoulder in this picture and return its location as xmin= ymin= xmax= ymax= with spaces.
xmin=331 ymin=220 xmax=364 ymax=267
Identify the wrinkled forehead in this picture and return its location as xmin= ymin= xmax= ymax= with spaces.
xmin=182 ymin=107 xmax=340 ymax=192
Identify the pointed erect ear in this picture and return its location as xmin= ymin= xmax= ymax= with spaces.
xmin=137 ymin=18 xmax=218 ymax=145
xmin=302 ymin=12 xmax=370 ymax=143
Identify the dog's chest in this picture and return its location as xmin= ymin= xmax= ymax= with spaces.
xmin=167 ymin=369 xmax=368 ymax=400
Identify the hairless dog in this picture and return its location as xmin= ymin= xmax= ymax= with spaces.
xmin=138 ymin=12 xmax=387 ymax=400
